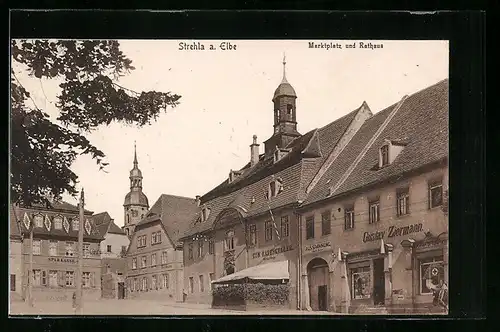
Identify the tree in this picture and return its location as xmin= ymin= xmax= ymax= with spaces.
xmin=11 ymin=40 xmax=181 ymax=207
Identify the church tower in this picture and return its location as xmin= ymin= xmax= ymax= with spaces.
xmin=264 ymin=54 xmax=301 ymax=155
xmin=123 ymin=142 xmax=149 ymax=238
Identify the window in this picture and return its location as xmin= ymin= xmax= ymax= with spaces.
xmin=152 ymin=275 xmax=157 ymax=290
xmin=189 ymin=277 xmax=194 ymax=293
xmin=188 ymin=243 xmax=194 ymax=260
xmin=72 ymin=218 xmax=79 ymax=231
xmin=49 ymin=271 xmax=58 ymax=287
xmin=82 ymin=272 xmax=92 ymax=288
xmin=151 ymin=253 xmax=157 ymax=266
xmin=163 ymin=273 xmax=169 ymax=289
xmin=380 ymin=145 xmax=389 ymax=167
xmin=224 ymin=230 xmax=235 ymax=251
xmin=83 ymin=243 xmax=90 ymax=257
xmin=161 ymin=251 xmax=168 ymax=264
xmin=33 ymin=269 xmax=41 ymax=286
xmin=344 ymin=207 xmax=355 ymax=230
xmin=41 ymin=270 xmax=47 ymax=286
xmin=321 ymin=212 xmax=331 ymax=236
xmin=287 ymin=104 xmax=293 ymax=116
xmin=429 ymin=181 xmax=443 ymax=208
xmin=397 ymin=188 xmax=410 ymax=216
xmin=65 ymin=242 xmax=74 ymax=257
xmin=199 ymin=275 xmax=205 ymax=292
xmin=197 ymin=240 xmax=204 ymax=258
xmin=248 ymin=224 xmax=257 ymax=246
xmin=132 ymin=258 xmax=137 ymax=269
xmin=369 ymin=200 xmax=380 ymax=224
xmin=131 ymin=210 xmax=138 ymax=217
xmin=134 ymin=278 xmax=138 ymax=292
xmin=208 ymin=238 xmax=215 ymax=255
xmin=305 ymin=216 xmax=314 ymax=239
xmin=34 ymin=214 xmax=43 ymax=228
xmin=351 ymin=266 xmax=371 ymax=299
xmin=268 ymin=179 xmax=283 ymax=198
xmin=54 ymin=216 xmax=63 ymax=230
xmin=65 ymin=271 xmax=75 ymax=287
xmin=11 ymin=274 xmax=16 ymax=291
xmin=265 ymin=221 xmax=273 ymax=241
xmin=130 ymin=278 xmax=135 ymax=292
xmin=152 ymin=231 xmax=162 ymax=245
xmin=141 ymin=256 xmax=147 ymax=268
xmin=107 ymin=245 xmax=112 ymax=253
xmin=201 ymin=207 xmax=211 ymax=222
xmin=209 ymin=273 xmax=215 ymax=291
xmin=419 ymin=256 xmax=445 ymax=295
xmin=32 ymin=240 xmax=41 ymax=255
xmin=281 ymin=216 xmax=290 ymax=238
xmin=137 ymin=235 xmax=147 ymax=247
xmin=142 ymin=277 xmax=147 ymax=291
xmin=45 ymin=241 xmax=56 ymax=257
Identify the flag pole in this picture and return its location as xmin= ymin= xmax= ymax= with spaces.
xmin=77 ymin=188 xmax=85 ymax=313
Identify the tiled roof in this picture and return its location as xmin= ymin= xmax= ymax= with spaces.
xmin=304 ymin=79 xmax=449 ymax=206
xmin=135 ymin=194 xmax=198 ymax=243
xmin=93 ymin=212 xmax=126 ymax=236
xmin=182 ymin=106 xmax=365 ymax=239
xmin=29 ymin=200 xmax=94 ymax=214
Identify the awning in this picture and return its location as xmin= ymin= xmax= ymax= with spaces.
xmin=211 ymin=260 xmax=289 ymax=284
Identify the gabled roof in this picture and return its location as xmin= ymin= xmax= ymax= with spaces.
xmin=181 ymin=104 xmax=368 ymax=239
xmin=303 ymin=79 xmax=448 ymax=206
xmin=135 ymin=194 xmax=198 ymax=244
xmin=29 ymin=201 xmax=93 ymax=214
xmin=93 ymin=212 xmax=126 ymax=237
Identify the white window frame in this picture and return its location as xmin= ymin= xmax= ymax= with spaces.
xmin=152 ymin=275 xmax=157 ymax=290
xmin=141 ymin=256 xmax=147 ymax=268
xmin=344 ymin=208 xmax=355 ymax=230
xmin=33 ymin=269 xmax=41 ymax=286
xmin=369 ymin=201 xmax=380 ymax=224
xmin=34 ymin=214 xmax=44 ymax=228
xmin=265 ymin=220 xmax=273 ymax=241
xmin=397 ymin=190 xmax=410 ymax=216
xmin=163 ymin=273 xmax=169 ymax=289
xmin=429 ymin=182 xmax=443 ymax=208
xmin=161 ymin=251 xmax=168 ymax=264
xmin=48 ymin=241 xmax=58 ymax=256
xmin=248 ymin=224 xmax=257 ymax=246
xmin=151 ymin=253 xmax=157 ymax=266
xmin=132 ymin=257 xmax=137 ymax=270
xmin=224 ymin=230 xmax=235 ymax=251
xmin=72 ymin=218 xmax=79 ymax=231
xmin=32 ymin=240 xmax=41 ymax=256
xmin=281 ymin=216 xmax=290 ymax=238
xmin=83 ymin=243 xmax=90 ymax=257
xmin=54 ymin=216 xmax=63 ymax=230
xmin=380 ymin=144 xmax=390 ymax=167
xmin=142 ymin=277 xmax=147 ymax=291
xmin=65 ymin=271 xmax=74 ymax=287
xmin=351 ymin=266 xmax=371 ymax=300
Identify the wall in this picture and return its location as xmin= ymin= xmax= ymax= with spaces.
xmin=300 ymin=166 xmax=448 ymax=312
xmin=9 ymin=239 xmax=23 ymax=300
xmin=125 ymin=222 xmax=183 ymax=302
xmin=100 ymin=233 xmax=129 ymax=259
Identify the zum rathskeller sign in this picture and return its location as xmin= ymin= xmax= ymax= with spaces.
xmin=362 ymin=223 xmax=423 ymax=243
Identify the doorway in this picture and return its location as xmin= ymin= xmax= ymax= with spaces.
xmin=307 ymin=258 xmax=329 ymax=311
xmin=118 ymin=282 xmax=125 ymax=299
xmin=372 ymin=258 xmax=385 ymax=305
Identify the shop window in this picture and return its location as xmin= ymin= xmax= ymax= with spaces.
xmin=248 ymin=224 xmax=257 ymax=246
xmin=369 ymin=200 xmax=380 ymax=224
xmin=429 ymin=181 xmax=443 ymax=208
xmin=344 ymin=207 xmax=355 ymax=230
xmin=305 ymin=216 xmax=314 ymax=239
xmin=281 ymin=216 xmax=290 ymax=238
xmin=208 ymin=238 xmax=215 ymax=254
xmin=397 ymin=188 xmax=410 ymax=216
xmin=265 ymin=221 xmax=273 ymax=241
xmin=32 ymin=240 xmax=41 ymax=255
xmin=224 ymin=230 xmax=235 ymax=251
xmin=419 ymin=256 xmax=445 ymax=295
xmin=198 ymin=240 xmax=204 ymax=258
xmin=199 ymin=275 xmax=205 ymax=292
xmin=321 ymin=212 xmax=331 ymax=236
xmin=188 ymin=243 xmax=194 ymax=260
xmin=65 ymin=271 xmax=74 ymax=287
xmin=350 ymin=266 xmax=371 ymax=300
xmin=189 ymin=277 xmax=194 ymax=294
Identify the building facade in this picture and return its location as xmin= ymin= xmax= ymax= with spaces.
xmin=94 ymin=211 xmax=129 ymax=299
xmin=123 ymin=143 xmax=150 ymax=238
xmin=125 ymin=194 xmax=197 ymax=302
xmin=179 ymin=59 xmax=448 ymax=313
xmin=10 ymin=201 xmax=104 ymax=302
xmin=10 ymin=205 xmax=23 ymax=301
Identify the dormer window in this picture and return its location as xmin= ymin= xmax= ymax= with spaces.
xmin=201 ymin=206 xmax=211 ymax=222
xmin=273 ymin=147 xmax=291 ymax=163
xmin=380 ymin=144 xmax=389 ymax=166
xmin=268 ymin=178 xmax=283 ymax=199
xmin=228 ymin=170 xmax=243 ymax=183
xmin=379 ymin=139 xmax=407 ymax=168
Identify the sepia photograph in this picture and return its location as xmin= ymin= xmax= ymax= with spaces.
xmin=9 ymin=39 xmax=449 ymax=316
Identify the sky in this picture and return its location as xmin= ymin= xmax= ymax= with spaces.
xmin=12 ymin=40 xmax=449 ymax=227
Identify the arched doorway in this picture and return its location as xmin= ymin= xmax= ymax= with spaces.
xmin=307 ymin=257 xmax=329 ymax=311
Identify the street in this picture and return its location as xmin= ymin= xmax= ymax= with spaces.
xmin=9 ymin=299 xmax=341 ymax=316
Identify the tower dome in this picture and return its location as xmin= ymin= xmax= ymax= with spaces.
xmin=273 ymin=54 xmax=297 ymax=100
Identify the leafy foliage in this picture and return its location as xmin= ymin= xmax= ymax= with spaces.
xmin=212 ymin=283 xmax=289 ymax=308
xmin=11 ymin=40 xmax=181 ymax=207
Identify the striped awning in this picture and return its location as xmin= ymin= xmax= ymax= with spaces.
xmin=211 ymin=260 xmax=289 ymax=284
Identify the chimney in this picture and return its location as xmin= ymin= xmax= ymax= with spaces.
xmin=195 ymin=195 xmax=201 ymax=206
xmin=250 ymin=135 xmax=260 ymax=167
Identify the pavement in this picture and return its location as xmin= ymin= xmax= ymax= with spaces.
xmin=9 ymin=298 xmax=342 ymax=316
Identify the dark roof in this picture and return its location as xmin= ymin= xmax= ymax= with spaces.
xmin=28 ymin=200 xmax=93 ymax=214
xmin=93 ymin=212 xmax=126 ymax=237
xmin=10 ymin=204 xmax=21 ymax=239
xmin=182 ymin=105 xmax=366 ymax=239
xmin=135 ymin=194 xmax=198 ymax=243
xmin=13 ymin=203 xmax=104 ymax=241
xmin=304 ymin=79 xmax=449 ymax=206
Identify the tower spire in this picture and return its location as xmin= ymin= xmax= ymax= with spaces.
xmin=133 ymin=140 xmax=138 ymax=166
xmin=281 ymin=52 xmax=288 ymax=83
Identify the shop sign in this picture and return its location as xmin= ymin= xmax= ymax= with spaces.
xmin=252 ymin=244 xmax=293 ymax=259
xmin=362 ymin=223 xmax=423 ymax=243
xmin=48 ymin=257 xmax=77 ymax=264
xmin=304 ymin=241 xmax=331 ymax=253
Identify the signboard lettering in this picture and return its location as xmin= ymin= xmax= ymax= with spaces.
xmin=252 ymin=244 xmax=293 ymax=259
xmin=48 ymin=257 xmax=77 ymax=264
xmin=304 ymin=241 xmax=331 ymax=253
xmin=362 ymin=223 xmax=423 ymax=243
